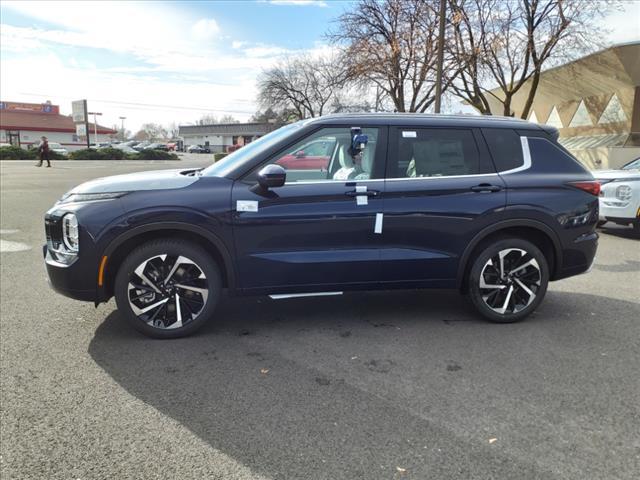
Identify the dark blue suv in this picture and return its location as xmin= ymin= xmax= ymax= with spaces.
xmin=44 ymin=114 xmax=599 ymax=338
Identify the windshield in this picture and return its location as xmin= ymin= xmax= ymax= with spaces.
xmin=622 ymin=158 xmax=640 ymax=170
xmin=202 ymin=122 xmax=304 ymax=177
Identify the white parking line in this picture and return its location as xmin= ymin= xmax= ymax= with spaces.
xmin=0 ymin=239 xmax=31 ymax=252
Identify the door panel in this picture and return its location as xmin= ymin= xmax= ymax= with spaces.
xmin=232 ymin=180 xmax=383 ymax=289
xmin=380 ymin=127 xmax=506 ymax=285
xmin=232 ymin=125 xmax=387 ymax=291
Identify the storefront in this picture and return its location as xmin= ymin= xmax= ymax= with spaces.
xmin=178 ymin=122 xmax=278 ymax=153
xmin=0 ymin=101 xmax=116 ymax=150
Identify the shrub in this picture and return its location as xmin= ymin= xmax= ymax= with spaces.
xmin=131 ymin=149 xmax=178 ymax=160
xmin=99 ymin=147 xmax=127 ymax=160
xmin=0 ymin=146 xmax=37 ymax=160
xmin=213 ymin=153 xmax=228 ymax=162
xmin=69 ymin=148 xmax=107 ymax=160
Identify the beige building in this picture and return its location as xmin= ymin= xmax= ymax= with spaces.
xmin=484 ymin=42 xmax=640 ymax=170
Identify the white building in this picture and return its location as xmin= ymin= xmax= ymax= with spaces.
xmin=0 ymin=101 xmax=116 ymax=150
xmin=178 ymin=122 xmax=277 ymax=153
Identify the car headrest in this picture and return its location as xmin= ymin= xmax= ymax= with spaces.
xmin=360 ymin=145 xmax=373 ymax=174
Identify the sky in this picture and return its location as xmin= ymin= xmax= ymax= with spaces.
xmin=1 ymin=0 xmax=639 ymax=133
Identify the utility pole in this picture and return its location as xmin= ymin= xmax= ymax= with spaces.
xmin=88 ymin=112 xmax=102 ymax=146
xmin=434 ymin=0 xmax=447 ymax=114
xmin=119 ymin=116 xmax=126 ymax=141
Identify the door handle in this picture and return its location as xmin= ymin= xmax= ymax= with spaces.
xmin=471 ymin=184 xmax=502 ymax=193
xmin=345 ymin=190 xmax=379 ymax=197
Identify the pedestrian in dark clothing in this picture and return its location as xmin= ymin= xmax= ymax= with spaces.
xmin=36 ymin=136 xmax=51 ymax=167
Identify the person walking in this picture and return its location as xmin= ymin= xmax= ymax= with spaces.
xmin=36 ymin=136 xmax=51 ymax=167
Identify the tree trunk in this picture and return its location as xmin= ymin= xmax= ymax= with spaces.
xmin=503 ymin=95 xmax=513 ymax=117
xmin=520 ymin=70 xmax=541 ymax=120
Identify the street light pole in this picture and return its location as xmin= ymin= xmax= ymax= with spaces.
xmin=88 ymin=112 xmax=102 ymax=146
xmin=434 ymin=0 xmax=447 ymax=114
xmin=119 ymin=116 xmax=126 ymax=141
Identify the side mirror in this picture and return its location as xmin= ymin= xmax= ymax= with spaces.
xmin=257 ymin=164 xmax=286 ymax=189
xmin=295 ymin=150 xmax=306 ymax=158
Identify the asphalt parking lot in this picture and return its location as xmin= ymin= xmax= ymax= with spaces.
xmin=1 ymin=158 xmax=639 ymax=480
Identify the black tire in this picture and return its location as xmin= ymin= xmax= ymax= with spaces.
xmin=114 ymin=239 xmax=222 ymax=338
xmin=468 ymin=238 xmax=549 ymax=323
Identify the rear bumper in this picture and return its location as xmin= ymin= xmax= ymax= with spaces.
xmin=554 ymin=231 xmax=598 ymax=280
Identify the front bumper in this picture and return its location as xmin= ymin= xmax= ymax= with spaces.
xmin=44 ymin=245 xmax=96 ymax=302
xmin=598 ymin=200 xmax=639 ymax=223
xmin=598 ymin=181 xmax=640 ymax=223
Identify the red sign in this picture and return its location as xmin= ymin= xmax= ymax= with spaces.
xmin=0 ymin=101 xmax=59 ymax=115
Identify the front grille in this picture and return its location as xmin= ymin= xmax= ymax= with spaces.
xmin=44 ymin=216 xmax=63 ymax=250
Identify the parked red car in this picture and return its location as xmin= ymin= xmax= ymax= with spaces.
xmin=275 ymin=137 xmax=335 ymax=170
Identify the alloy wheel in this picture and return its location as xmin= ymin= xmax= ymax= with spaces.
xmin=478 ymin=248 xmax=541 ymax=315
xmin=127 ymin=254 xmax=209 ymax=329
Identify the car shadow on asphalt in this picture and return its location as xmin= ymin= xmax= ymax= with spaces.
xmin=87 ymin=289 xmax=632 ymax=479
xmin=598 ymin=225 xmax=640 ymax=240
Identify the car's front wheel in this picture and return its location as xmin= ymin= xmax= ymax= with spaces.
xmin=114 ymin=239 xmax=221 ymax=338
xmin=468 ymin=238 xmax=549 ymax=323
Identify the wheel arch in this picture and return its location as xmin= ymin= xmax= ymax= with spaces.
xmin=457 ymin=219 xmax=562 ymax=292
xmin=98 ymin=222 xmax=236 ymax=302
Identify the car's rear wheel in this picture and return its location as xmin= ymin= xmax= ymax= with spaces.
xmin=114 ymin=239 xmax=221 ymax=338
xmin=468 ymin=238 xmax=549 ymax=323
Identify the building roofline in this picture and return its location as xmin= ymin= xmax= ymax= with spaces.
xmin=532 ymin=41 xmax=640 ymax=78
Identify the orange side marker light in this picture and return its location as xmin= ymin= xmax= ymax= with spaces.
xmin=98 ymin=256 xmax=108 ymax=287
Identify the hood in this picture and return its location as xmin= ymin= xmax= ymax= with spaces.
xmin=67 ymin=168 xmax=200 ymax=195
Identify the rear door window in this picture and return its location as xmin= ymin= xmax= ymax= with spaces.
xmin=388 ymin=128 xmax=492 ymax=178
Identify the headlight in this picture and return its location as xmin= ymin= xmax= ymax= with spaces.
xmin=615 ymin=185 xmax=632 ymax=201
xmin=58 ymin=192 xmax=125 ymax=204
xmin=62 ymin=213 xmax=79 ymax=252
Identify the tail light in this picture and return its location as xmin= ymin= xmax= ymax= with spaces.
xmin=567 ymin=181 xmax=601 ymax=196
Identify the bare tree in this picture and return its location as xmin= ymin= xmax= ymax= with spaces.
xmin=218 ymin=114 xmax=239 ymax=124
xmin=112 ymin=124 xmax=131 ymax=141
xmin=250 ymin=108 xmax=297 ymax=124
xmin=195 ymin=114 xmax=239 ymax=125
xmin=167 ymin=122 xmax=179 ymax=139
xmin=258 ymin=54 xmax=347 ymax=119
xmin=136 ymin=123 xmax=168 ymax=141
xmin=329 ymin=0 xmax=453 ymax=113
xmin=196 ymin=114 xmax=218 ymax=125
xmin=448 ymin=0 xmax=618 ymax=117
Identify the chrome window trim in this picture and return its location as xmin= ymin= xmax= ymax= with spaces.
xmin=499 ymin=136 xmax=531 ymax=175
xmin=280 ymin=135 xmax=532 ymax=185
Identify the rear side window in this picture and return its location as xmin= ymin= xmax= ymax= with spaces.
xmin=482 ymin=128 xmax=524 ymax=172
xmin=389 ymin=128 xmax=492 ymax=178
xmin=527 ymin=137 xmax=589 ymax=174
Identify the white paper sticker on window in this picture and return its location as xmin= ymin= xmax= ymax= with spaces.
xmin=402 ymin=131 xmax=417 ymax=138
xmin=374 ymin=213 xmax=383 ymax=234
xmin=356 ymin=195 xmax=368 ymax=206
xmin=236 ymin=200 xmax=258 ymax=212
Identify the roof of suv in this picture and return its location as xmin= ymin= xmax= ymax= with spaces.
xmin=305 ymin=112 xmax=548 ymax=131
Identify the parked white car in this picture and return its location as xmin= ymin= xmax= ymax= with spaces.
xmin=48 ymin=142 xmax=69 ymax=156
xmin=595 ymin=158 xmax=640 ymax=232
xmin=111 ymin=143 xmax=137 ymax=154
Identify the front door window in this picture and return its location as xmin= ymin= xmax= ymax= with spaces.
xmin=253 ymin=127 xmax=380 ymax=183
